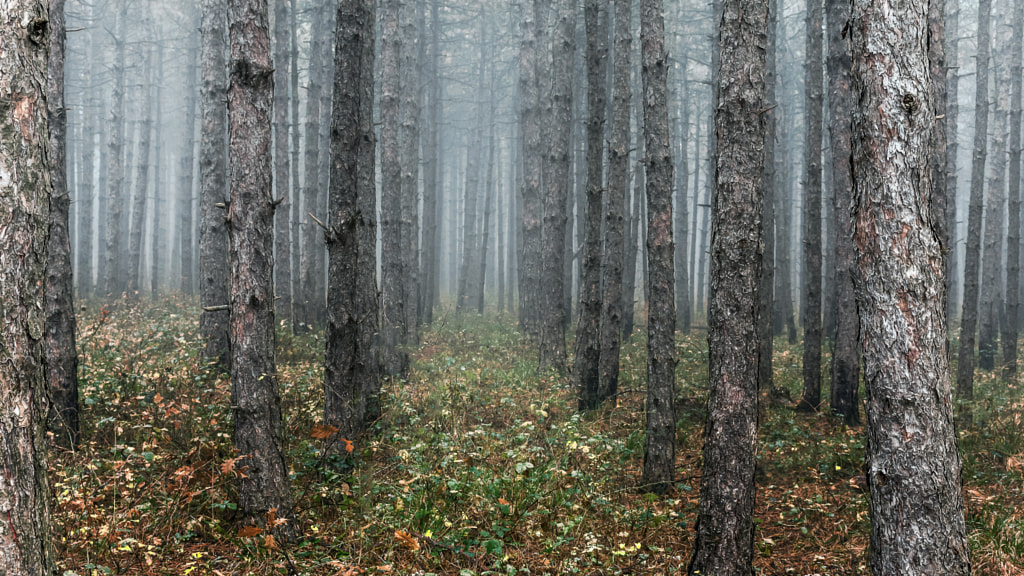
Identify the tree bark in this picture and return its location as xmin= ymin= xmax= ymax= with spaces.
xmin=458 ymin=30 xmax=485 ymax=314
xmin=380 ymin=0 xmax=408 ymax=376
xmin=759 ymin=0 xmax=776 ymax=397
xmin=688 ymin=0 xmax=766 ymax=573
xmin=675 ymin=74 xmax=691 ymax=333
xmin=537 ymin=0 xmax=575 ymax=372
xmin=827 ymin=0 xmax=859 ymax=424
xmin=599 ymin=0 xmax=631 ymax=402
xmin=179 ymin=26 xmax=199 ymax=296
xmin=640 ymin=0 xmax=675 ymax=494
xmin=46 ymin=0 xmax=80 ymax=451
xmin=200 ymin=0 xmax=231 ymax=369
xmin=400 ymin=0 xmax=420 ymax=340
xmin=1006 ymin=0 xmax=1023 ymax=381
xmin=574 ymin=0 xmax=608 ymax=411
xmin=128 ymin=46 xmax=154 ymax=296
xmin=622 ymin=104 xmax=643 ymax=338
xmin=945 ymin=3 xmax=960 ymax=322
xmin=798 ymin=0 xmax=823 ymax=413
xmin=227 ymin=0 xmax=295 ymax=539
xmin=519 ymin=0 xmax=543 ymax=339
xmin=420 ymin=0 xmax=441 ymax=325
xmin=849 ymin=1 xmax=971 ymax=571
xmin=957 ymin=0 xmax=990 ymax=402
xmin=77 ymin=0 xmax=101 ymax=298
xmin=0 ymin=1 xmax=58 ymax=571
xmin=103 ymin=0 xmax=129 ymax=296
xmin=273 ymin=0 xmax=293 ymax=327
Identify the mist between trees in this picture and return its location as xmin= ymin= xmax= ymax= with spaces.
xmin=1 ymin=0 xmax=1022 ymax=573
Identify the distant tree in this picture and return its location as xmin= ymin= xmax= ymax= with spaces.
xmin=273 ymin=0 xmax=292 ymax=327
xmin=849 ymin=0 xmax=970 ymax=572
xmin=798 ymin=0 xmax=823 ymax=413
xmin=958 ymin=0 xmax=991 ymax=403
xmin=640 ymin=0 xmax=675 ymax=494
xmin=0 ymin=1 xmax=58 ymax=571
xmin=519 ymin=0 xmax=543 ymax=339
xmin=400 ymin=0 xmax=421 ymax=342
xmin=420 ymin=0 xmax=442 ymax=324
xmin=103 ymin=0 xmax=128 ymax=296
xmin=574 ymin=0 xmax=608 ymax=411
xmin=200 ymin=0 xmax=230 ymax=369
xmin=944 ymin=2 xmax=960 ymax=321
xmin=1006 ymin=0 xmax=1023 ymax=381
xmin=179 ymin=24 xmax=199 ymax=296
xmin=227 ymin=0 xmax=295 ymax=539
xmin=688 ymin=0 xmax=767 ymax=573
xmin=128 ymin=42 xmax=154 ymax=296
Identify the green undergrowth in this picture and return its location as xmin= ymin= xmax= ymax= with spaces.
xmin=53 ymin=297 xmax=1024 ymax=575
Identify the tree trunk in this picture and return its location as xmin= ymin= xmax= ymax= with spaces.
xmin=227 ymin=0 xmax=295 ymax=539
xmin=400 ymin=0 xmax=420 ymax=341
xmin=325 ymin=0 xmax=377 ymax=444
xmin=640 ymin=0 xmax=675 ymax=494
xmin=675 ymin=75 xmax=691 ymax=333
xmin=518 ymin=0 xmax=543 ymax=338
xmin=103 ymin=0 xmax=129 ymax=296
xmin=622 ymin=107 xmax=643 ymax=338
xmin=1006 ymin=0 xmax=1023 ymax=381
xmin=289 ymin=0 xmax=301 ymax=322
xmin=200 ymin=0 xmax=231 ymax=369
xmin=957 ymin=0 xmax=990 ymax=402
xmin=695 ymin=115 xmax=712 ymax=322
xmin=77 ymin=0 xmax=101 ymax=298
xmin=538 ymin=0 xmax=575 ymax=372
xmin=928 ymin=0 xmax=949 ymax=313
xmin=179 ymin=27 xmax=199 ymax=296
xmin=477 ymin=88 xmax=497 ymax=315
xmin=849 ymin=2 xmax=971 ymax=571
xmin=758 ymin=0 xmax=776 ymax=397
xmin=945 ymin=4 xmax=960 ymax=322
xmin=574 ymin=0 xmax=608 ymax=411
xmin=827 ymin=0 xmax=859 ymax=424
xmin=273 ymin=0 xmax=293 ymax=327
xmin=420 ymin=0 xmax=441 ymax=325
xmin=689 ymin=114 xmax=700 ymax=319
xmin=128 ymin=47 xmax=154 ymax=296
xmin=688 ymin=1 xmax=767 ymax=573
xmin=599 ymin=0 xmax=631 ymax=402
xmin=0 ymin=0 xmax=58 ymax=571
xmin=798 ymin=0 xmax=823 ymax=413
xmin=46 ymin=0 xmax=80 ymax=451
xmin=380 ymin=0 xmax=408 ymax=376
xmin=151 ymin=43 xmax=166 ymax=295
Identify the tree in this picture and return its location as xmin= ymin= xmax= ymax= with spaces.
xmin=944 ymin=1 xmax=960 ymax=321
xmin=179 ymin=25 xmax=199 ymax=295
xmin=574 ymin=0 xmax=608 ymax=411
xmin=325 ymin=0 xmax=378 ymax=444
xmin=957 ymin=0 xmax=991 ymax=403
xmin=758 ymin=0 xmax=776 ymax=398
xmin=128 ymin=43 xmax=154 ymax=296
xmin=0 ymin=0 xmax=58 ymax=571
xmin=102 ymin=0 xmax=128 ymax=296
xmin=400 ymin=0 xmax=421 ymax=342
xmin=519 ymin=0 xmax=542 ymax=339
xmin=798 ymin=0 xmax=823 ymax=413
xmin=1007 ymin=0 xmax=1023 ymax=381
xmin=46 ymin=0 xmax=80 ymax=450
xmin=420 ymin=0 xmax=442 ymax=325
xmin=537 ymin=0 xmax=575 ymax=372
xmin=599 ymin=0 xmax=631 ymax=402
xmin=200 ymin=0 xmax=231 ymax=369
xmin=849 ymin=1 xmax=971 ymax=572
xmin=688 ymin=0 xmax=767 ymax=573
xmin=640 ymin=0 xmax=674 ymax=494
xmin=273 ymin=0 xmax=292 ymax=327
xmin=827 ymin=0 xmax=859 ymax=423
xmin=227 ymin=0 xmax=295 ymax=538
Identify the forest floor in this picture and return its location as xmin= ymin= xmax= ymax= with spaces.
xmin=53 ymin=297 xmax=1024 ymax=576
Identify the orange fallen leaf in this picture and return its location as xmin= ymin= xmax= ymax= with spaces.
xmin=311 ymin=424 xmax=339 ymax=440
xmin=237 ymin=526 xmax=263 ymax=538
xmin=394 ymin=530 xmax=420 ymax=551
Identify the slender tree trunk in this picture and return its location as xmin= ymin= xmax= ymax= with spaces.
xmin=957 ymin=0 xmax=990 ymax=402
xmin=179 ymin=28 xmax=199 ymax=296
xmin=640 ymin=0 xmax=675 ymax=493
xmin=46 ymin=0 xmax=80 ymax=451
xmin=77 ymin=0 xmax=100 ymax=298
xmin=827 ymin=0 xmax=859 ymax=424
xmin=457 ymin=64 xmax=483 ymax=314
xmin=1006 ymin=0 xmax=1023 ymax=381
xmin=103 ymin=0 xmax=129 ymax=296
xmin=945 ymin=4 xmax=960 ymax=323
xmin=849 ymin=1 xmax=970 ymax=571
xmin=227 ymin=0 xmax=295 ymax=539
xmin=151 ymin=43 xmax=165 ymax=296
xmin=798 ymin=0 xmax=823 ymax=412
xmin=759 ymin=0 xmax=776 ymax=397
xmin=622 ymin=107 xmax=643 ymax=338
xmin=420 ymin=0 xmax=440 ymax=325
xmin=478 ymin=88 xmax=497 ymax=314
xmin=273 ymin=0 xmax=293 ymax=327
xmin=200 ymin=0 xmax=231 ymax=369
xmin=695 ymin=116 xmax=711 ymax=323
xmin=0 ymin=4 xmax=57 ymax=571
xmin=380 ymin=0 xmax=408 ymax=376
xmin=675 ymin=74 xmax=691 ymax=332
xmin=128 ymin=47 xmax=154 ymax=296
xmin=538 ymin=0 xmax=575 ymax=372
xmin=498 ymin=153 xmax=506 ymax=313
xmin=688 ymin=0 xmax=767 ymax=572
xmin=520 ymin=0 xmax=543 ymax=339
xmin=325 ymin=0 xmax=377 ymax=444
xmin=574 ymin=0 xmax=608 ymax=411
xmin=929 ymin=0 xmax=949 ymax=310
xmin=689 ymin=113 xmax=700 ymax=319
xmin=400 ymin=0 xmax=420 ymax=341
xmin=299 ymin=1 xmax=327 ymax=332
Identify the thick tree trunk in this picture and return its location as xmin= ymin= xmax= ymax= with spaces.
xmin=380 ymin=0 xmax=408 ymax=376
xmin=128 ymin=48 xmax=154 ymax=296
xmin=46 ymin=0 xmax=80 ymax=451
xmin=518 ymin=1 xmax=542 ymax=338
xmin=227 ymin=0 xmax=295 ymax=539
xmin=957 ymin=0 xmax=990 ymax=402
xmin=200 ymin=0 xmax=230 ymax=369
xmin=103 ymin=0 xmax=129 ymax=297
xmin=688 ymin=0 xmax=767 ymax=573
xmin=827 ymin=0 xmax=859 ymax=423
xmin=325 ymin=0 xmax=377 ymax=444
xmin=599 ymin=0 xmax=631 ymax=402
xmin=273 ymin=0 xmax=292 ymax=327
xmin=640 ymin=0 xmax=675 ymax=494
xmin=0 ymin=1 xmax=58 ymax=571
xmin=537 ymin=0 xmax=575 ymax=372
xmin=798 ymin=0 xmax=823 ymax=413
xmin=849 ymin=1 xmax=971 ymax=572
xmin=400 ymin=0 xmax=420 ymax=341
xmin=1006 ymin=0 xmax=1023 ymax=381
xmin=574 ymin=0 xmax=608 ymax=411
